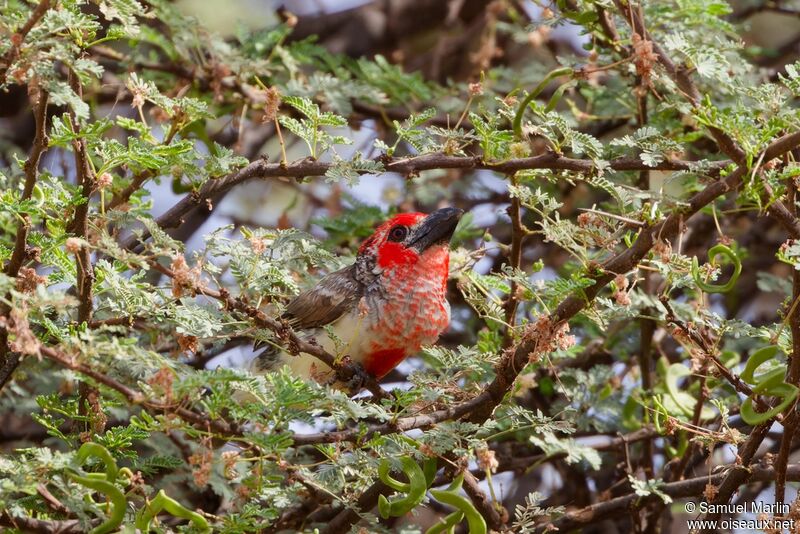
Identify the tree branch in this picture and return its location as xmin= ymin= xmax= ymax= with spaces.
xmin=535 ymin=464 xmax=800 ymax=533
xmin=35 ymin=344 xmax=239 ymax=436
xmin=146 ymin=260 xmax=389 ymax=400
xmin=501 ymin=174 xmax=525 ymax=347
xmin=0 ymin=85 xmax=49 ymax=392
xmin=0 ymin=0 xmax=51 ymax=86
xmin=0 ymin=512 xmax=92 ymax=534
xmin=462 ymin=470 xmax=505 ymax=529
xmin=469 ymin=129 xmax=800 ymax=423
xmin=321 ymin=129 xmax=800 ymax=533
xmin=611 ymin=0 xmax=747 ymax=165
xmin=119 ymin=152 xmax=723 ymax=251
xmin=775 ymin=167 xmax=800 ymax=505
xmin=5 ymin=87 xmax=48 ymax=277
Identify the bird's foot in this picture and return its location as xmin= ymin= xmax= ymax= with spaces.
xmin=345 ymin=362 xmax=372 ymax=394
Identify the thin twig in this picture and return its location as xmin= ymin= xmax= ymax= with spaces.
xmin=462 ymin=470 xmax=505 ymax=529
xmin=67 ymin=72 xmax=102 ymax=435
xmin=5 ymin=87 xmax=49 ymax=277
xmin=36 ymin=344 xmax=240 ymax=436
xmin=0 ymin=86 xmax=49 ymax=392
xmin=119 ymin=152 xmax=723 ymax=251
xmin=535 ymin=464 xmax=800 ymax=533
xmin=0 ymin=0 xmax=52 ymax=85
xmin=147 ymin=260 xmax=389 ymax=401
xmin=611 ymin=0 xmax=746 ymax=165
xmin=501 ymin=174 xmax=525 ymax=347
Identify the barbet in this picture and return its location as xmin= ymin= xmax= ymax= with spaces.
xmin=253 ymin=207 xmax=463 ymax=385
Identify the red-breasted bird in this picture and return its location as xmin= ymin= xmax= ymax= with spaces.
xmin=253 ymin=207 xmax=463 ymax=385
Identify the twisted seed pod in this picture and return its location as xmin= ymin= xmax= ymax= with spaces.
xmin=135 ymin=489 xmax=211 ymax=532
xmin=691 ymin=244 xmax=741 ymax=293
xmin=377 ymin=456 xmax=429 ymax=518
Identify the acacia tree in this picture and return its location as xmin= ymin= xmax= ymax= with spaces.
xmin=3 ymin=0 xmax=800 ymax=532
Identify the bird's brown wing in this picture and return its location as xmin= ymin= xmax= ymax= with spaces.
xmin=252 ymin=264 xmax=363 ymax=370
xmin=282 ymin=264 xmax=363 ymax=330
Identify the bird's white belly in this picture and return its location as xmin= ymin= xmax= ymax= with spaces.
xmin=285 ymin=310 xmax=370 ymax=379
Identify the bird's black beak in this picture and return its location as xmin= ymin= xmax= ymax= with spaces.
xmin=408 ymin=207 xmax=464 ymax=252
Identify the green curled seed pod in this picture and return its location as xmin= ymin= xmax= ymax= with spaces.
xmin=31 ymin=184 xmax=45 ymax=207
xmin=118 ymin=467 xmax=134 ymax=484
xmin=378 ymin=459 xmax=411 ymax=492
xmin=664 ymin=363 xmax=694 ymax=417
xmin=691 ymin=244 xmax=742 ymax=293
xmin=738 ymin=345 xmax=799 ymax=425
xmin=544 ymin=80 xmax=577 ymax=112
xmin=741 ymin=381 xmax=798 ymax=425
xmin=377 ymin=494 xmax=394 ymax=519
xmin=377 ymin=457 xmax=428 ymax=518
xmin=382 ymin=435 xmax=438 ymax=487
xmin=426 ymin=511 xmax=465 ymax=534
xmin=429 ymin=487 xmax=487 ymax=534
xmin=67 ymin=470 xmax=126 ymax=534
xmin=740 ymin=346 xmax=781 ymax=385
xmin=423 ymin=458 xmax=438 ymax=487
xmin=136 ymin=489 xmax=211 ymax=533
xmin=624 ymin=230 xmax=635 ymax=248
xmin=445 ymin=473 xmax=464 ymax=492
xmin=75 ymin=443 xmax=119 ymax=483
xmin=512 ymin=67 xmax=574 ymax=138
xmin=651 ymin=395 xmax=669 ymax=435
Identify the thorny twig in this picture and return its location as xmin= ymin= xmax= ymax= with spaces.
xmin=0 ymin=0 xmax=51 ymax=85
xmin=119 ymin=153 xmax=723 ymax=251
xmin=0 ymin=85 xmax=49 ymax=391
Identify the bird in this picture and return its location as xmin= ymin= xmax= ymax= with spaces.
xmin=252 ymin=207 xmax=463 ymax=387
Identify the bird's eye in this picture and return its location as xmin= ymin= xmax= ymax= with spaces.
xmin=387 ymin=225 xmax=408 ymax=242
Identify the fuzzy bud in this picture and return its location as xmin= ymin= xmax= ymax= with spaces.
xmin=96 ymin=172 xmax=113 ymax=189
xmin=65 ymin=237 xmax=82 ymax=254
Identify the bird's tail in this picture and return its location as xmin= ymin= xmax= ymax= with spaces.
xmin=249 ymin=341 xmax=284 ymax=373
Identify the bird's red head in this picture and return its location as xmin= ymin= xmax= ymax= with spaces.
xmin=358 ymin=208 xmax=463 ymax=270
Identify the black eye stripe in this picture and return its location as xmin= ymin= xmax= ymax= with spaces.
xmin=388 ymin=225 xmax=408 ymax=242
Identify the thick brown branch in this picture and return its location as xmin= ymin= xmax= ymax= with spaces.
xmin=462 ymin=470 xmax=505 ymax=529
xmin=5 ymin=88 xmax=48 ymax=277
xmin=65 ymin=76 xmax=95 ymax=325
xmin=0 ymin=512 xmax=92 ymax=534
xmin=120 ymin=152 xmax=723 ymax=251
xmin=0 ymin=86 xmax=49 ymax=392
xmin=67 ymin=74 xmax=102 ymax=434
xmin=776 ymin=173 xmax=800 ymax=505
xmin=535 ymin=464 xmax=800 ymax=533
xmin=638 ymin=317 xmax=656 ymax=476
xmin=766 ymin=199 xmax=800 ymax=238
